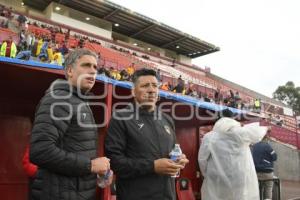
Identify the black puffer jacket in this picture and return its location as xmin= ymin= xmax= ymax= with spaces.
xmin=105 ymin=104 xmax=177 ymax=200
xmin=30 ymin=79 xmax=98 ymax=200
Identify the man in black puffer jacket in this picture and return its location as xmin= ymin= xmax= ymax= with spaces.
xmin=105 ymin=68 xmax=189 ymax=200
xmin=30 ymin=49 xmax=112 ymax=200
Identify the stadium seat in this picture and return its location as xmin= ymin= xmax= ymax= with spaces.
xmin=176 ymin=178 xmax=195 ymax=200
xmin=28 ymin=25 xmax=51 ymax=37
xmin=0 ymin=28 xmax=19 ymax=43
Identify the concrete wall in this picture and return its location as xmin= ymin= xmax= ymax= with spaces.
xmin=270 ymin=141 xmax=300 ymax=181
xmin=50 ymin=13 xmax=112 ymax=39
xmin=178 ymin=54 xmax=192 ymax=65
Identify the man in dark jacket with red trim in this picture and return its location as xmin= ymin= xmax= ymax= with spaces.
xmin=30 ymin=49 xmax=111 ymax=200
xmin=105 ymin=68 xmax=189 ymax=200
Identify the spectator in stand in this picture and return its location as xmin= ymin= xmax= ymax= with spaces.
xmin=37 ymin=39 xmax=49 ymax=61
xmin=126 ymin=63 xmax=135 ymax=78
xmin=17 ymin=14 xmax=27 ymax=27
xmin=78 ymin=36 xmax=85 ymax=48
xmin=234 ymin=91 xmax=240 ymax=101
xmin=16 ymin=49 xmax=32 ymax=60
xmin=47 ymin=41 xmax=55 ymax=61
xmin=8 ymin=14 xmax=22 ymax=34
xmin=25 ymin=31 xmax=34 ymax=51
xmin=0 ymin=36 xmax=17 ymax=58
xmin=156 ymin=69 xmax=161 ymax=82
xmin=214 ymin=88 xmax=221 ymax=104
xmin=240 ymin=101 xmax=246 ymax=110
xmin=192 ymin=89 xmax=199 ymax=98
xmin=98 ymin=66 xmax=110 ymax=77
xmin=203 ymin=93 xmax=211 ymax=102
xmin=252 ymin=133 xmax=277 ymax=200
xmin=110 ymin=67 xmax=121 ymax=80
xmin=229 ymin=90 xmax=234 ymax=99
xmin=273 ymin=115 xmax=283 ymax=126
xmin=52 ymin=48 xmax=63 ymax=66
xmin=160 ymin=82 xmax=170 ymax=91
xmin=198 ymin=91 xmax=203 ymax=100
xmin=35 ymin=37 xmax=43 ymax=56
xmin=120 ymin=69 xmax=130 ymax=81
xmin=185 ymin=83 xmax=193 ymax=96
xmin=208 ymin=94 xmax=215 ymax=103
xmin=172 ymin=76 xmax=184 ymax=93
xmin=65 ymin=29 xmax=70 ymax=41
xmin=58 ymin=41 xmax=69 ymax=56
xmin=18 ymin=30 xmax=27 ymax=51
xmin=254 ymin=98 xmax=261 ymax=113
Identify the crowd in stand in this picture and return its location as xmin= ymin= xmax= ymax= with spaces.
xmin=0 ymin=4 xmax=277 ymax=116
xmin=110 ymin=44 xmax=150 ymax=60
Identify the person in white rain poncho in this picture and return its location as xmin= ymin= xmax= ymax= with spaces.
xmin=198 ymin=109 xmax=268 ymax=200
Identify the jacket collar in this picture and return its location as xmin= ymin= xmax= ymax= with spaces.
xmin=124 ymin=102 xmax=160 ymax=117
xmin=46 ymin=79 xmax=93 ymax=100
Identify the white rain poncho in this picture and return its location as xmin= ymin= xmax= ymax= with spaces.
xmin=198 ymin=118 xmax=267 ymax=200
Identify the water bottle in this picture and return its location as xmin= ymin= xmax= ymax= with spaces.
xmin=169 ymin=144 xmax=182 ymax=178
xmin=97 ymin=170 xmax=113 ymax=188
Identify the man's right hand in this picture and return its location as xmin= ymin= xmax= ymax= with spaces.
xmin=91 ymin=157 xmax=110 ymax=175
xmin=154 ymin=158 xmax=182 ymax=176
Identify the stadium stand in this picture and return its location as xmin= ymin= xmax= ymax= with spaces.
xmin=0 ymin=2 xmax=298 ymax=148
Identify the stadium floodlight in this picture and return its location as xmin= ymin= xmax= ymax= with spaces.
xmin=86 ymin=17 xmax=90 ymax=21
xmin=114 ymin=23 xmax=119 ymax=27
xmin=55 ymin=6 xmax=61 ymax=11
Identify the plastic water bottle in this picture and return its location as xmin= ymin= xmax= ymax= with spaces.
xmin=169 ymin=144 xmax=182 ymax=178
xmin=97 ymin=170 xmax=113 ymax=188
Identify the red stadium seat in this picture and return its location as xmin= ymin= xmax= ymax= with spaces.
xmin=176 ymin=178 xmax=195 ymax=200
xmin=55 ymin=33 xmax=65 ymax=43
xmin=28 ymin=25 xmax=51 ymax=37
xmin=0 ymin=28 xmax=19 ymax=43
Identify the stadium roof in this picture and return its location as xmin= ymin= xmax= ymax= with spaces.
xmin=24 ymin=0 xmax=220 ymax=58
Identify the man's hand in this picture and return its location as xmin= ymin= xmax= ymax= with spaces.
xmin=91 ymin=157 xmax=110 ymax=175
xmin=177 ymin=154 xmax=189 ymax=168
xmin=154 ymin=158 xmax=182 ymax=176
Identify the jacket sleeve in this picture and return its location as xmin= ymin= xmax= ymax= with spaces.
xmin=234 ymin=122 xmax=268 ymax=145
xmin=198 ymin=133 xmax=211 ymax=177
xmin=30 ymin=94 xmax=91 ymax=176
xmin=104 ymin=115 xmax=154 ymax=179
xmin=266 ymin=144 xmax=277 ymax=162
xmin=22 ymin=145 xmax=38 ymax=178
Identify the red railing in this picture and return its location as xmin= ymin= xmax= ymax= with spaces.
xmin=260 ymin=121 xmax=300 ymax=149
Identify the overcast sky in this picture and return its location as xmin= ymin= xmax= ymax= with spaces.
xmin=110 ymin=0 xmax=300 ymax=98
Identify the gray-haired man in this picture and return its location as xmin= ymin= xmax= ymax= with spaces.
xmin=30 ymin=49 xmax=112 ymax=200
